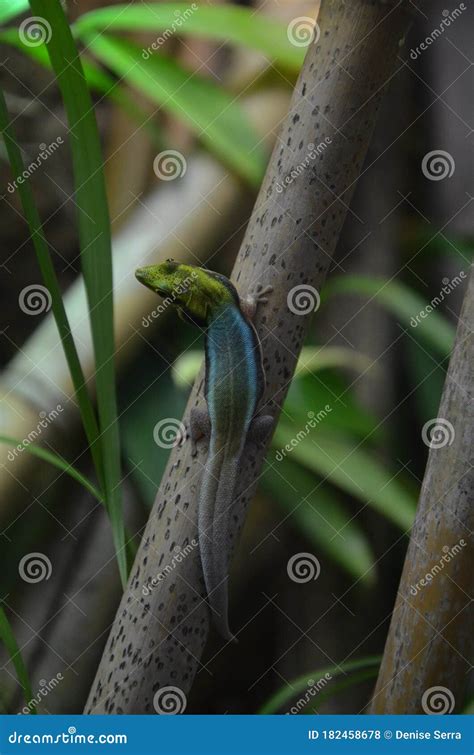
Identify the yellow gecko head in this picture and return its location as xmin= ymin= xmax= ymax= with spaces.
xmin=135 ymin=260 xmax=237 ymax=325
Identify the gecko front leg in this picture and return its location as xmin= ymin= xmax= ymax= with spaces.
xmin=240 ymin=284 xmax=274 ymax=321
xmin=241 ymin=284 xmax=275 ymax=447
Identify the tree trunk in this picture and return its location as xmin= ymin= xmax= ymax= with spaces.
xmin=371 ymin=265 xmax=473 ymax=714
xmin=86 ymin=0 xmax=415 ymax=714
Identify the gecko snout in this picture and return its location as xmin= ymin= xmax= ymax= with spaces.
xmin=135 ymin=267 xmax=157 ymax=293
xmin=135 ymin=267 xmax=148 ymax=284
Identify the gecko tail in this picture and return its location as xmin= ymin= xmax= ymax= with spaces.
xmin=198 ymin=446 xmax=241 ymax=643
xmin=208 ymin=579 xmax=238 ymax=644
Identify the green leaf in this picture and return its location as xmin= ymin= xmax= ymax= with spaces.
xmin=262 ymin=458 xmax=376 ymax=584
xmin=405 ymin=338 xmax=446 ymax=422
xmin=462 ymin=696 xmax=474 ymax=714
xmin=403 ymin=226 xmax=474 ymax=263
xmin=28 ymin=0 xmax=127 ymax=587
xmin=0 ymin=436 xmax=137 ymax=566
xmin=171 ymin=349 xmax=203 ymax=389
xmin=285 ymin=370 xmax=381 ymax=442
xmin=0 ymin=86 xmax=104 ymax=490
xmin=74 ymin=3 xmax=304 ymax=72
xmin=0 ymin=28 xmax=164 ymax=150
xmin=259 ymin=656 xmax=381 ymax=714
xmin=83 ymin=34 xmax=267 ymax=186
xmin=0 ymin=435 xmax=103 ymax=503
xmin=0 ymin=606 xmax=35 ymax=713
xmin=273 ymin=426 xmax=416 ymax=530
xmin=322 ymin=276 xmax=455 ymax=356
xmin=0 ymin=0 xmax=29 ymax=24
xmin=294 ymin=346 xmax=377 ymax=377
xmin=302 ymin=667 xmax=379 ymax=713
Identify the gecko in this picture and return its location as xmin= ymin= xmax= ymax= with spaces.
xmin=135 ymin=260 xmax=273 ymax=641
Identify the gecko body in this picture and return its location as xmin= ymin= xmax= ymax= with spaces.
xmin=135 ymin=261 xmax=272 ymax=641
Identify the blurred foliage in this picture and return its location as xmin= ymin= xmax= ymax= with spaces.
xmin=259 ymin=656 xmax=381 ymax=714
xmin=0 ymin=0 xmax=127 ymax=703
xmin=0 ymin=1 xmax=303 ymax=185
xmin=1 ymin=0 xmax=472 ymax=716
xmin=73 ymin=3 xmax=304 ymax=70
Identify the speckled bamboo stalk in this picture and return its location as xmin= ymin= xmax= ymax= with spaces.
xmin=371 ymin=266 xmax=473 ymax=714
xmin=86 ymin=0 xmax=414 ymax=714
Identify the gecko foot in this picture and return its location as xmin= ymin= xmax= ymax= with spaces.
xmin=254 ymin=284 xmax=274 ymax=305
xmin=240 ymin=284 xmax=274 ymax=320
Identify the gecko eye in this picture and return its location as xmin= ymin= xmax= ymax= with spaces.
xmin=163 ymin=258 xmax=178 ymax=274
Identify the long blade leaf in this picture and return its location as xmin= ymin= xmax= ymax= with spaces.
xmin=322 ymin=276 xmax=455 ymax=356
xmin=302 ymin=667 xmax=379 ymax=713
xmin=0 ymin=86 xmax=104 ymax=489
xmin=273 ymin=427 xmax=416 ymax=530
xmin=294 ymin=346 xmax=377 ymax=376
xmin=259 ymin=656 xmax=381 ymax=714
xmin=0 ymin=435 xmax=138 ymax=566
xmin=28 ymin=0 xmax=127 ymax=586
xmin=74 ymin=3 xmax=304 ymax=72
xmin=83 ymin=34 xmax=267 ymax=186
xmin=0 ymin=435 xmax=103 ymax=502
xmin=262 ymin=458 xmax=376 ymax=585
xmin=0 ymin=606 xmax=35 ymax=713
xmin=0 ymin=0 xmax=29 ymax=24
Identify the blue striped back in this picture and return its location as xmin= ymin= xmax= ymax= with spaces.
xmin=205 ymin=306 xmax=262 ymax=452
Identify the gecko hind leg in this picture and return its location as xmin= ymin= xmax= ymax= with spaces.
xmin=190 ymin=406 xmax=211 ymax=457
xmin=247 ymin=413 xmax=274 ymax=447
